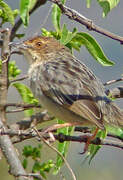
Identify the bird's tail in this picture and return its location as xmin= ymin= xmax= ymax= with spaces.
xmin=104 ymin=102 xmax=123 ymax=128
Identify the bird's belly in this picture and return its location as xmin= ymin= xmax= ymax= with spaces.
xmin=29 ymin=71 xmax=93 ymax=126
xmin=34 ymin=89 xmax=92 ymax=126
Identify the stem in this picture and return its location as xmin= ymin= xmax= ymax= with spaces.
xmin=0 ymin=29 xmax=29 ymax=180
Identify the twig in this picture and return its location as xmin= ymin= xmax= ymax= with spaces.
xmin=17 ymin=173 xmax=44 ymax=180
xmin=4 ymin=102 xmax=41 ymax=109
xmin=107 ymin=133 xmax=123 ymax=141
xmin=9 ymin=111 xmax=53 ymax=131
xmin=5 ymin=102 xmax=41 ymax=113
xmin=0 ymin=29 xmax=28 ymax=180
xmin=105 ymin=87 xmax=123 ymax=98
xmin=7 ymin=108 xmax=29 ymax=113
xmin=33 ymin=127 xmax=77 ymax=180
xmin=104 ymin=78 xmax=123 ymax=98
xmin=5 ymin=102 xmax=42 ymax=113
xmin=49 ymin=0 xmax=123 ymax=44
xmin=75 ymin=126 xmax=123 ymax=141
xmin=10 ymin=75 xmax=28 ymax=84
xmin=104 ymin=77 xmax=123 ymax=86
xmin=10 ymin=0 xmax=47 ymax=41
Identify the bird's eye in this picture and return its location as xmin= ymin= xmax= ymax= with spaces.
xmin=36 ymin=42 xmax=42 ymax=46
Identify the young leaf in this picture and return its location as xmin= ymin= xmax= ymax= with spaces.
xmin=97 ymin=0 xmax=120 ymax=17
xmin=53 ymin=119 xmax=73 ymax=174
xmin=28 ymin=0 xmax=37 ymax=12
xmin=88 ymin=129 xmax=107 ymax=163
xmin=86 ymin=0 xmax=91 ymax=8
xmin=0 ymin=60 xmax=21 ymax=79
xmin=60 ymin=24 xmax=77 ymax=45
xmin=13 ymin=83 xmax=38 ymax=116
xmin=72 ymin=32 xmax=114 ymax=66
xmin=0 ymin=0 xmax=15 ymax=25
xmin=20 ymin=0 xmax=29 ymax=26
xmin=51 ymin=0 xmax=66 ymax=33
xmin=8 ymin=61 xmax=21 ymax=79
xmin=106 ymin=126 xmax=123 ymax=138
xmin=52 ymin=4 xmax=61 ymax=33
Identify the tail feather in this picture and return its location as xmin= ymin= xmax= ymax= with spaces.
xmin=104 ymin=102 xmax=123 ymax=128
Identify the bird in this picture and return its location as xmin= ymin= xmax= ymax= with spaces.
xmin=10 ymin=36 xmax=123 ymax=152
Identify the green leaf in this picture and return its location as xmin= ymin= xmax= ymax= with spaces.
xmin=8 ymin=61 xmax=21 ymax=79
xmin=23 ymin=158 xmax=28 ymax=169
xmin=107 ymin=126 xmax=123 ymax=138
xmin=15 ymin=33 xmax=25 ymax=39
xmin=33 ymin=160 xmax=54 ymax=179
xmin=86 ymin=0 xmax=92 ymax=8
xmin=97 ymin=0 xmax=120 ymax=17
xmin=87 ymin=129 xmax=107 ymax=163
xmin=20 ymin=0 xmax=37 ymax=26
xmin=88 ymin=145 xmax=101 ymax=164
xmin=53 ymin=119 xmax=73 ymax=174
xmin=41 ymin=29 xmax=114 ymax=66
xmin=60 ymin=24 xmax=77 ymax=45
xmin=20 ymin=0 xmax=29 ymax=26
xmin=52 ymin=4 xmax=61 ymax=33
xmin=28 ymin=0 xmax=37 ymax=12
xmin=0 ymin=60 xmax=21 ymax=79
xmin=72 ymin=32 xmax=114 ymax=66
xmin=51 ymin=0 xmax=66 ymax=33
xmin=13 ymin=9 xmax=19 ymax=18
xmin=0 ymin=0 xmax=15 ymax=25
xmin=13 ymin=83 xmax=39 ymax=116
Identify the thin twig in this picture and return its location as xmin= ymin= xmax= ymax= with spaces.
xmin=17 ymin=173 xmax=44 ymax=180
xmin=107 ymin=133 xmax=123 ymax=141
xmin=33 ymin=127 xmax=77 ymax=180
xmin=0 ymin=29 xmax=28 ymax=180
xmin=104 ymin=78 xmax=123 ymax=86
xmin=105 ymin=87 xmax=123 ymax=98
xmin=4 ymin=103 xmax=41 ymax=109
xmin=6 ymin=108 xmax=29 ymax=113
xmin=9 ymin=111 xmax=53 ymax=131
xmin=10 ymin=75 xmax=28 ymax=84
xmin=10 ymin=0 xmax=47 ymax=41
xmin=49 ymin=0 xmax=123 ymax=44
xmin=75 ymin=126 xmax=123 ymax=141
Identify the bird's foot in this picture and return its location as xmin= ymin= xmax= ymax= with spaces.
xmin=80 ymin=127 xmax=99 ymax=154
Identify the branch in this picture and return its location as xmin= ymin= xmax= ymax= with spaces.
xmin=75 ymin=126 xmax=123 ymax=141
xmin=33 ymin=127 xmax=76 ymax=180
xmin=10 ymin=0 xmax=47 ymax=41
xmin=104 ymin=77 xmax=123 ymax=86
xmin=5 ymin=102 xmax=41 ymax=109
xmin=10 ymin=75 xmax=28 ymax=84
xmin=105 ymin=87 xmax=123 ymax=99
xmin=9 ymin=111 xmax=53 ymax=131
xmin=0 ymin=29 xmax=29 ymax=180
xmin=17 ymin=173 xmax=44 ymax=180
xmin=49 ymin=0 xmax=123 ymax=44
xmin=3 ymin=103 xmax=41 ymax=113
xmin=1 ymin=128 xmax=123 ymax=150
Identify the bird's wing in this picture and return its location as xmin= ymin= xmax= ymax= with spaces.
xmin=38 ymin=58 xmax=105 ymax=129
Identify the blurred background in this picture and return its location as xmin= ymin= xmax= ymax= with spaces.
xmin=1 ymin=0 xmax=123 ymax=179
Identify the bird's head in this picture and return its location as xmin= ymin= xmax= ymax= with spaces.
xmin=10 ymin=36 xmax=70 ymax=65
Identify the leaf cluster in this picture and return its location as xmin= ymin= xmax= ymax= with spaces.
xmin=23 ymin=145 xmax=54 ymax=179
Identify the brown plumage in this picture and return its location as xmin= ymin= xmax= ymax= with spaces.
xmin=11 ymin=36 xmax=123 ymax=130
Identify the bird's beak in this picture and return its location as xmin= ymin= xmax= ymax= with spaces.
xmin=9 ymin=41 xmax=28 ymax=50
xmin=9 ymin=42 xmax=21 ymax=47
xmin=9 ymin=42 xmax=30 ymax=55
